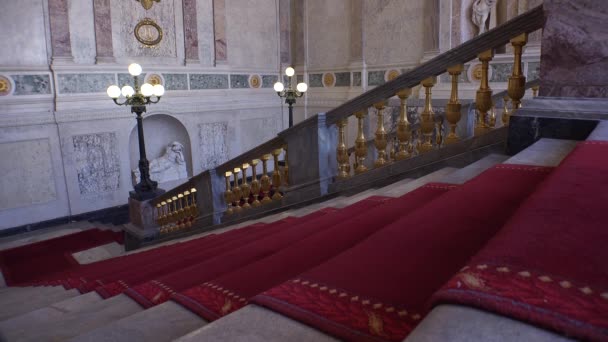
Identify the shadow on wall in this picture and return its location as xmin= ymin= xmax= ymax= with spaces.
xmin=129 ymin=114 xmax=193 ymax=187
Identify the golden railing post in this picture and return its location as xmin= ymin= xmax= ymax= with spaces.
xmin=241 ymin=163 xmax=251 ymax=209
xmin=396 ymin=88 xmax=412 ymax=160
xmin=373 ymin=101 xmax=389 ymax=168
xmin=155 ymin=203 xmax=162 ymax=227
xmin=502 ymin=96 xmax=511 ymax=126
xmin=183 ymin=190 xmax=192 ymax=227
xmin=419 ymin=77 xmax=437 ymax=153
xmin=171 ymin=196 xmax=178 ymax=230
xmin=507 ymin=33 xmax=528 ymax=114
xmin=232 ymin=168 xmax=242 ymax=212
xmin=260 ymin=155 xmax=272 ymax=204
xmin=159 ymin=201 xmax=167 ymax=228
xmin=165 ymin=198 xmax=174 ymax=231
xmin=354 ymin=110 xmax=368 ymax=174
xmin=177 ymin=194 xmax=185 ymax=229
xmin=250 ymin=160 xmax=261 ymax=207
xmin=445 ymin=64 xmax=464 ymax=144
xmin=475 ymin=49 xmax=494 ymax=136
xmin=271 ymin=149 xmax=283 ymax=200
xmin=532 ymin=85 xmax=539 ymax=97
xmin=489 ymin=102 xmax=497 ymax=128
xmin=224 ymin=171 xmax=234 ymax=215
xmin=190 ymin=188 xmax=198 ymax=218
xmin=282 ymin=145 xmax=289 ymax=186
xmin=336 ymin=118 xmax=350 ymax=179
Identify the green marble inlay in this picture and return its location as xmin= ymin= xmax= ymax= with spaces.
xmin=352 ymin=72 xmax=362 ymax=87
xmin=334 ymin=72 xmax=351 ymax=87
xmin=527 ymin=62 xmax=540 ymax=80
xmin=368 ymin=71 xmax=385 ymax=86
xmin=118 ymin=73 xmax=146 ymax=87
xmin=190 ymin=74 xmax=229 ymax=89
xmin=262 ymin=75 xmax=278 ymax=88
xmin=11 ymin=75 xmax=51 ymax=95
xmin=296 ymin=75 xmax=304 ymax=84
xmin=163 ymin=74 xmax=188 ymax=90
xmin=491 ymin=63 xmax=512 ymax=82
xmin=230 ymin=74 xmax=250 ymax=88
xmin=309 ymin=74 xmax=323 ymax=87
xmin=58 ymin=73 xmax=115 ymax=94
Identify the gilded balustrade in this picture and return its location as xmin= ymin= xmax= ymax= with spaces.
xmin=475 ymin=49 xmax=495 ymax=136
xmin=396 ymin=89 xmax=412 ymax=160
xmin=373 ymin=101 xmax=389 ymax=168
xmin=156 ymin=187 xmax=198 ymax=235
xmin=419 ymin=77 xmax=437 ymax=153
xmin=445 ymin=64 xmax=464 ymax=144
xmin=507 ymin=33 xmax=528 ymax=113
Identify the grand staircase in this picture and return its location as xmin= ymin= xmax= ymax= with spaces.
xmin=2 ymin=4 xmax=608 ymax=342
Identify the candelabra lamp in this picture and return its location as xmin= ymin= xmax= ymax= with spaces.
xmin=273 ymin=67 xmax=308 ymax=128
xmin=106 ymin=63 xmax=166 ymax=200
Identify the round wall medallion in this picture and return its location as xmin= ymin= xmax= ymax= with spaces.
xmin=145 ymin=73 xmax=164 ymax=86
xmin=323 ymin=73 xmax=335 ymax=87
xmin=386 ymin=69 xmax=401 ymax=81
xmin=249 ymin=74 xmax=261 ymax=88
xmin=135 ymin=18 xmax=163 ymax=47
xmin=0 ymin=75 xmax=12 ymax=96
xmin=468 ymin=63 xmax=492 ymax=83
xmin=137 ymin=0 xmax=160 ymax=10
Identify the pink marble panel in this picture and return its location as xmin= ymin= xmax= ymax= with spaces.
xmin=423 ymin=0 xmax=440 ymax=51
xmin=539 ymin=0 xmax=608 ymax=98
xmin=183 ymin=0 xmax=199 ymax=61
xmin=49 ymin=0 xmax=72 ymax=57
xmin=279 ymin=0 xmax=291 ymax=64
xmin=213 ymin=0 xmax=227 ymax=61
xmin=294 ymin=0 xmax=305 ymax=65
xmin=350 ymin=0 xmax=363 ymax=60
xmin=93 ymin=0 xmax=113 ymax=59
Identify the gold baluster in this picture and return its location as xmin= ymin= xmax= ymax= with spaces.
xmin=507 ymin=33 xmax=528 ymax=114
xmin=445 ymin=64 xmax=464 ymax=144
xmin=271 ymin=149 xmax=283 ymax=200
xmin=159 ymin=201 xmax=167 ymax=228
xmin=260 ymin=155 xmax=272 ymax=204
xmin=373 ymin=101 xmax=389 ymax=167
xmin=171 ymin=196 xmax=178 ymax=231
xmin=436 ymin=116 xmax=444 ymax=147
xmin=283 ymin=145 xmax=289 ymax=186
xmin=475 ymin=49 xmax=494 ymax=135
xmin=232 ymin=168 xmax=242 ymax=212
xmin=165 ymin=198 xmax=174 ymax=231
xmin=177 ymin=194 xmax=185 ymax=229
xmin=183 ymin=190 xmax=192 ymax=228
xmin=419 ymin=77 xmax=437 ymax=153
xmin=502 ymin=96 xmax=511 ymax=126
xmin=250 ymin=160 xmax=261 ymax=207
xmin=489 ymin=102 xmax=497 ymax=128
xmin=155 ymin=203 xmax=162 ymax=227
xmin=241 ymin=163 xmax=251 ymax=209
xmin=354 ymin=110 xmax=368 ymax=174
xmin=190 ymin=188 xmax=198 ymax=218
xmin=532 ymin=85 xmax=539 ymax=97
xmin=224 ymin=171 xmax=234 ymax=215
xmin=396 ymin=89 xmax=412 ymax=160
xmin=336 ymin=118 xmax=350 ymax=179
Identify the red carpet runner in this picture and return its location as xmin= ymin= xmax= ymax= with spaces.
xmin=171 ymin=184 xmax=455 ymax=320
xmin=0 ymin=228 xmax=123 ymax=286
xmin=253 ymin=165 xmax=552 ymax=342
xmin=432 ymin=141 xmax=608 ymax=342
xmin=124 ymin=199 xmax=386 ymax=308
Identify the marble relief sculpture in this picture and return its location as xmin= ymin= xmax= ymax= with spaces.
xmin=132 ymin=141 xmax=188 ymax=185
xmin=472 ymin=0 xmax=497 ymax=35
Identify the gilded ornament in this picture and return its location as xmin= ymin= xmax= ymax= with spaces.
xmin=0 ymin=76 xmax=11 ymax=96
xmin=475 ymin=49 xmax=494 ymax=136
xmin=146 ymin=74 xmax=163 ymax=86
xmin=323 ymin=73 xmax=335 ymax=88
xmin=373 ymin=101 xmax=389 ymax=168
xmin=470 ymin=64 xmax=484 ymax=82
xmin=136 ymin=0 xmax=160 ymax=10
xmin=419 ymin=77 xmax=437 ymax=153
xmin=354 ymin=110 xmax=368 ymax=174
xmin=249 ymin=74 xmax=261 ymax=88
xmin=386 ymin=69 xmax=400 ymax=82
xmin=135 ymin=18 xmax=163 ymax=47
xmin=508 ymin=33 xmax=528 ymax=110
xmin=445 ymin=64 xmax=464 ymax=144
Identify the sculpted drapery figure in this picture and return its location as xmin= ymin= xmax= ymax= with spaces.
xmin=472 ymin=0 xmax=498 ymax=35
xmin=132 ymin=141 xmax=188 ymax=185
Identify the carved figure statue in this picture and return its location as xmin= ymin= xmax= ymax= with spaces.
xmin=472 ymin=0 xmax=497 ymax=35
xmin=132 ymin=141 xmax=188 ymax=185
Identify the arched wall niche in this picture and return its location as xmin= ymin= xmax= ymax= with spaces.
xmin=128 ymin=114 xmax=193 ymax=187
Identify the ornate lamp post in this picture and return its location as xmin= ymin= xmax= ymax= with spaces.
xmin=106 ymin=63 xmax=165 ymax=200
xmin=273 ymin=67 xmax=308 ymax=128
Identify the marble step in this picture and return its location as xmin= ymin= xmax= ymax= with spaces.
xmin=0 ymin=221 xmax=97 ymax=252
xmin=0 ymin=288 xmax=80 ymax=321
xmin=587 ymin=120 xmax=608 ymax=140
xmin=382 ymin=167 xmax=458 ymax=197
xmin=0 ymin=293 xmax=141 ymax=342
xmin=439 ymin=154 xmax=509 ymax=185
xmin=504 ymin=138 xmax=577 ymax=167
xmin=71 ymin=242 xmax=125 ymax=265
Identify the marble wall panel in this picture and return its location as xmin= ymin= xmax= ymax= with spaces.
xmin=118 ymin=73 xmax=146 ymax=87
xmin=306 ymin=0 xmax=351 ymax=69
xmin=0 ymin=139 xmax=57 ymax=210
xmin=491 ymin=63 xmax=512 ymax=82
xmin=94 ymin=0 xmax=114 ymax=60
xmin=368 ymin=71 xmax=385 ymax=86
xmin=213 ymin=0 xmax=227 ymax=61
xmin=72 ymin=132 xmax=120 ymax=196
xmin=58 ymin=73 xmax=115 ymax=94
xmin=69 ymin=0 xmax=96 ymax=63
xmin=225 ymin=0 xmax=278 ymax=68
xmin=0 ymin=0 xmax=49 ymax=65
xmin=199 ymin=122 xmax=229 ymax=170
xmin=353 ymin=72 xmax=362 ymax=87
xmin=49 ymin=0 xmax=73 ymax=58
xmin=241 ymin=116 xmax=279 ymax=149
xmin=363 ymin=0 xmax=425 ymax=66
xmin=262 ymin=75 xmax=279 ymax=88
xmin=11 ymin=75 xmax=52 ymax=95
xmin=190 ymin=74 xmax=229 ymax=89
xmin=309 ymin=74 xmax=323 ymax=87
xmin=230 ymin=74 xmax=250 ymax=88
xmin=334 ymin=72 xmax=351 ymax=87
xmin=197 ymin=0 xmax=215 ymax=66
xmin=183 ymin=0 xmax=200 ymax=61
xmin=163 ymin=73 xmax=188 ymax=90
xmin=527 ymin=61 xmax=540 ymax=80
xmin=113 ymin=0 xmax=177 ymax=58
xmin=294 ymin=0 xmax=306 ymax=65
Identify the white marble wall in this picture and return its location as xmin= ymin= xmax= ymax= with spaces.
xmin=305 ymin=0 xmax=352 ymax=69
xmin=0 ymin=0 xmax=49 ymax=66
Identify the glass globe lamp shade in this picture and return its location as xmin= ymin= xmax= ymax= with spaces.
xmin=128 ymin=63 xmax=142 ymax=76
xmin=285 ymin=67 xmax=295 ymax=77
xmin=141 ymin=83 xmax=154 ymax=97
xmin=121 ymin=85 xmax=135 ymax=97
xmin=296 ymin=82 xmax=308 ymax=93
xmin=273 ymin=82 xmax=285 ymax=92
xmin=106 ymin=85 xmax=121 ymax=98
xmin=152 ymin=84 xmax=165 ymax=97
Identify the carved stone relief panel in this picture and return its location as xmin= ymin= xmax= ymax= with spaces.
xmin=199 ymin=122 xmax=229 ymax=171
xmin=72 ymin=132 xmax=120 ymax=196
xmin=0 ymin=139 xmax=57 ymax=210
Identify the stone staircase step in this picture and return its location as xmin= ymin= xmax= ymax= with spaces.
xmin=504 ymin=138 xmax=577 ymax=167
xmin=71 ymin=242 xmax=125 ymax=264
xmin=69 ymin=301 xmax=206 ymax=342
xmin=0 ymin=293 xmax=141 ymax=342
xmin=383 ymin=167 xmax=458 ymax=197
xmin=0 ymin=288 xmax=80 ymax=321
xmin=587 ymin=120 xmax=608 ymax=140
xmin=439 ymin=154 xmax=509 ymax=184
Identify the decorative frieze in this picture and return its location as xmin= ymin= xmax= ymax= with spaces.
xmin=190 ymin=74 xmax=229 ymax=89
xmin=368 ymin=71 xmax=386 ymax=86
xmin=261 ymin=75 xmax=278 ymax=88
xmin=230 ymin=74 xmax=249 ymax=89
xmin=309 ymin=74 xmax=323 ymax=88
xmin=334 ymin=72 xmax=351 ymax=87
xmin=163 ymin=74 xmax=188 ymax=90
xmin=11 ymin=75 xmax=52 ymax=95
xmin=72 ymin=132 xmax=120 ymax=196
xmin=57 ymin=73 xmax=114 ymax=94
